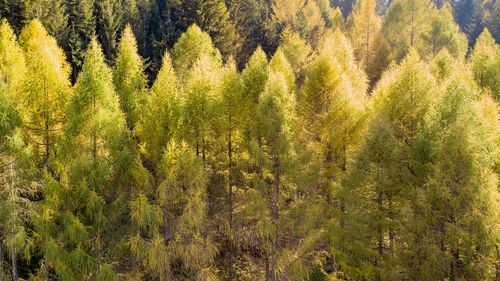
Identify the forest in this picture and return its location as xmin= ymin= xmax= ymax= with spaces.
xmin=0 ymin=0 xmax=499 ymax=280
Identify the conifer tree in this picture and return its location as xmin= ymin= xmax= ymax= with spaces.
xmin=470 ymin=28 xmax=500 ymax=100
xmin=175 ymin=0 xmax=240 ymax=58
xmin=0 ymin=0 xmax=26 ymax=33
xmin=0 ymin=20 xmax=31 ymax=281
xmin=405 ymin=63 xmax=499 ymax=281
xmin=255 ymin=70 xmax=296 ymax=281
xmin=348 ymin=0 xmax=382 ymax=74
xmin=421 ymin=2 xmax=468 ymax=59
xmin=170 ymin=24 xmax=222 ymax=81
xmin=18 ymin=20 xmax=71 ymax=170
xmin=94 ymin=0 xmax=123 ymax=61
xmin=35 ymin=37 xmax=127 ymax=281
xmin=341 ymin=51 xmax=436 ymax=280
xmin=136 ymin=50 xmax=180 ymax=165
xmin=113 ymin=25 xmax=147 ymax=130
xmin=182 ymin=52 xmax=222 ymax=161
xmin=24 ymin=0 xmax=67 ymax=43
xmin=65 ymin=0 xmax=95 ymax=81
xmin=241 ymin=46 xmax=269 ymax=106
xmin=279 ymin=28 xmax=312 ymax=78
xmin=382 ymin=0 xmax=435 ymax=61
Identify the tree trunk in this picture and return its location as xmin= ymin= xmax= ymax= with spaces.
xmin=271 ymin=154 xmax=280 ymax=281
xmin=228 ymin=129 xmax=235 ymax=281
xmin=11 ymin=246 xmax=17 ymax=281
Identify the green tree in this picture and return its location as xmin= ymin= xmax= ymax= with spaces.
xmin=348 ymin=0 xmax=382 ymax=75
xmin=36 ymin=37 xmax=127 ymax=280
xmin=136 ymin=50 xmax=180 ymax=165
xmin=404 ymin=63 xmax=499 ymax=281
xmin=255 ymin=70 xmax=296 ymax=280
xmin=24 ymin=0 xmax=67 ymax=43
xmin=0 ymin=20 xmax=32 ymax=281
xmin=94 ymin=0 xmax=123 ymax=60
xmin=341 ymin=51 xmax=436 ymax=280
xmin=113 ymin=24 xmax=147 ymax=129
xmin=470 ymin=28 xmax=499 ymax=100
xmin=382 ymin=0 xmax=435 ymax=62
xmin=176 ymin=0 xmax=241 ymax=58
xmin=65 ymin=0 xmax=95 ymax=81
xmin=170 ymin=24 xmax=222 ymax=81
xmin=18 ymin=19 xmax=71 ymax=170
xmin=421 ymin=3 xmax=468 ymax=59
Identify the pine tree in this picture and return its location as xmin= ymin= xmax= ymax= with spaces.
xmin=470 ymin=28 xmax=499 ymax=100
xmin=113 ymin=25 xmax=147 ymax=130
xmin=95 ymin=0 xmax=123 ymax=61
xmin=36 ymin=37 xmax=127 ymax=280
xmin=0 ymin=0 xmax=26 ymax=33
xmin=421 ymin=2 xmax=468 ymax=59
xmin=341 ymin=51 xmax=436 ymax=280
xmin=348 ymin=0 xmax=382 ymax=74
xmin=24 ymin=0 xmax=67 ymax=43
xmin=18 ymin=19 xmax=71 ymax=170
xmin=176 ymin=0 xmax=241 ymax=58
xmin=65 ymin=0 xmax=95 ymax=81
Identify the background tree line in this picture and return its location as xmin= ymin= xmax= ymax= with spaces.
xmin=0 ymin=0 xmax=499 ymax=280
xmin=0 ymin=0 xmax=498 ymax=80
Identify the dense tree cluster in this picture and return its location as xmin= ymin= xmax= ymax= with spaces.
xmin=0 ymin=0 xmax=499 ymax=280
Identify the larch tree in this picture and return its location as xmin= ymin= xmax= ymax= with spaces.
xmin=35 ymin=37 xmax=127 ymax=281
xmin=469 ymin=28 xmax=500 ymax=101
xmin=255 ymin=70 xmax=296 ymax=281
xmin=113 ymin=24 xmax=147 ymax=130
xmin=135 ymin=50 xmax=180 ymax=166
xmin=405 ymin=63 xmax=499 ymax=281
xmin=382 ymin=0 xmax=435 ymax=62
xmin=0 ymin=20 xmax=33 ymax=281
xmin=18 ymin=19 xmax=71 ymax=171
xmin=279 ymin=28 xmax=312 ymax=78
xmin=170 ymin=24 xmax=222 ymax=82
xmin=342 ymin=51 xmax=436 ymax=280
xmin=155 ymin=141 xmax=217 ymax=281
xmin=348 ymin=0 xmax=382 ymax=77
xmin=421 ymin=2 xmax=468 ymax=59
xmin=300 ymin=28 xmax=367 ymax=277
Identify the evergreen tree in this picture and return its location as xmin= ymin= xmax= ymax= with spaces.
xmin=18 ymin=19 xmax=71 ymax=170
xmin=94 ymin=0 xmax=123 ymax=61
xmin=24 ymin=0 xmax=67 ymax=43
xmin=176 ymin=0 xmax=241 ymax=58
xmin=113 ymin=25 xmax=147 ymax=130
xmin=0 ymin=0 xmax=26 ymax=33
xmin=65 ymin=0 xmax=95 ymax=81
xmin=279 ymin=28 xmax=312 ymax=78
xmin=470 ymin=28 xmax=499 ymax=100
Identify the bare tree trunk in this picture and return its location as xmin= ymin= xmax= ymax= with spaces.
xmin=227 ymin=128 xmax=235 ymax=281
